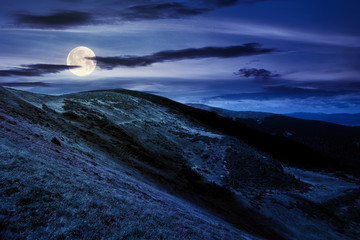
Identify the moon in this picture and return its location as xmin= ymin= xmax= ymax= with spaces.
xmin=67 ymin=46 xmax=96 ymax=76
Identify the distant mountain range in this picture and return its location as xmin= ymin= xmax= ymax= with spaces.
xmin=284 ymin=112 xmax=360 ymax=126
xmin=188 ymin=104 xmax=360 ymax=126
xmin=188 ymin=103 xmax=360 ymax=174
xmin=1 ymin=87 xmax=359 ymax=240
xmin=187 ymin=104 xmax=273 ymax=121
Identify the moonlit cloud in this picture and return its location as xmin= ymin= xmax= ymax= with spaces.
xmin=145 ymin=19 xmax=360 ymax=47
xmin=91 ymin=43 xmax=276 ymax=69
xmin=0 ymin=64 xmax=79 ymax=77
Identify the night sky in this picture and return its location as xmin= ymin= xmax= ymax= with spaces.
xmin=1 ymin=0 xmax=360 ymax=113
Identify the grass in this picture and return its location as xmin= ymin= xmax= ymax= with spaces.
xmin=1 ymin=86 xmax=359 ymax=240
xmin=0 ymin=137 xmax=248 ymax=240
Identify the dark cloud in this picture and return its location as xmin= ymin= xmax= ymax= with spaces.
xmin=14 ymin=11 xmax=93 ymax=28
xmin=207 ymin=0 xmax=268 ymax=7
xmin=0 ymin=64 xmax=79 ymax=77
xmin=234 ymin=68 xmax=280 ymax=79
xmin=212 ymin=0 xmax=239 ymax=6
xmin=14 ymin=4 xmax=206 ymax=28
xmin=12 ymin=0 xmax=275 ymax=28
xmin=0 ymin=82 xmax=49 ymax=87
xmin=0 ymin=44 xmax=274 ymax=77
xmin=120 ymin=3 xmax=209 ymax=20
xmin=91 ymin=43 xmax=276 ymax=69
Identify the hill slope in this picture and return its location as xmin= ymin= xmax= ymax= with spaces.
xmin=188 ymin=103 xmax=360 ymax=175
xmin=1 ymin=87 xmax=359 ymax=239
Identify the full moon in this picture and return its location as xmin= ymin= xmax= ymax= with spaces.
xmin=67 ymin=46 xmax=96 ymax=76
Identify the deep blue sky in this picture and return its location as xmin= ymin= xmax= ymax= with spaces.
xmin=1 ymin=0 xmax=360 ymax=113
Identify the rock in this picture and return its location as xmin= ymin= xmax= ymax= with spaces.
xmin=51 ymin=137 xmax=61 ymax=146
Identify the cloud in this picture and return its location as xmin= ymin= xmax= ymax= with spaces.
xmin=14 ymin=11 xmax=93 ymax=29
xmin=234 ymin=68 xmax=280 ymax=79
xmin=210 ymin=0 xmax=239 ymax=6
xmin=207 ymin=0 xmax=268 ymax=7
xmin=0 ymin=82 xmax=49 ymax=87
xmin=119 ymin=3 xmax=209 ymax=20
xmin=208 ymin=83 xmax=360 ymax=101
xmin=0 ymin=43 xmax=274 ymax=78
xmin=11 ymin=0 xmax=275 ymax=28
xmin=118 ymin=1 xmax=269 ymax=20
xmin=197 ymin=80 xmax=360 ymax=113
xmin=0 ymin=64 xmax=78 ymax=77
xmin=91 ymin=43 xmax=276 ymax=69
xmin=14 ymin=4 xmax=206 ymax=28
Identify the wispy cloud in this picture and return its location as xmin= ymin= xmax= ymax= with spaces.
xmin=0 ymin=81 xmax=49 ymax=87
xmin=194 ymin=79 xmax=360 ymax=113
xmin=188 ymin=20 xmax=360 ymax=47
xmin=10 ymin=0 xmax=275 ymax=29
xmin=119 ymin=3 xmax=208 ymax=20
xmin=90 ymin=43 xmax=276 ymax=69
xmin=207 ymin=80 xmax=360 ymax=101
xmin=117 ymin=0 xmax=271 ymax=20
xmin=0 ymin=64 xmax=79 ymax=77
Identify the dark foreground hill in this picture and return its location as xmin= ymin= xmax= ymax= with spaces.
xmin=1 ymin=86 xmax=359 ymax=240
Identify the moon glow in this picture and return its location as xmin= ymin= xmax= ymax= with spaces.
xmin=67 ymin=46 xmax=96 ymax=76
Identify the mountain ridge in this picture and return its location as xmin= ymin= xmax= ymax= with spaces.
xmin=284 ymin=112 xmax=360 ymax=126
xmin=188 ymin=103 xmax=360 ymax=175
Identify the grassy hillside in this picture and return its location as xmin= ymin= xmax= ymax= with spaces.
xmin=1 ymin=87 xmax=359 ymax=239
